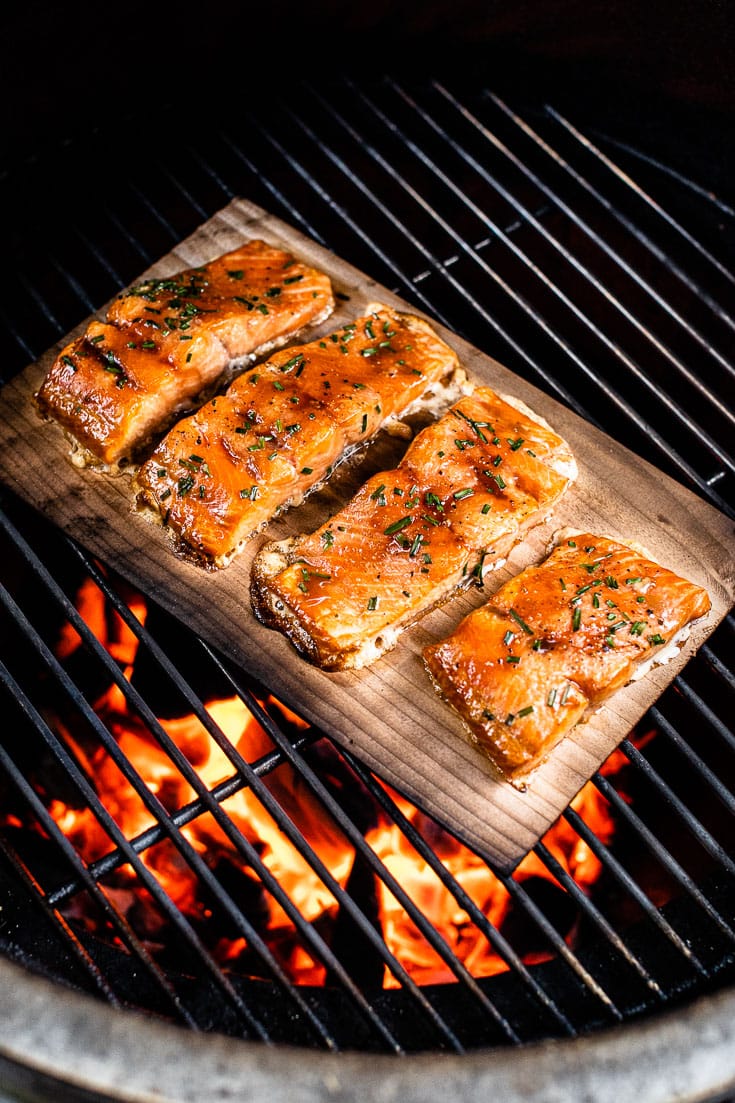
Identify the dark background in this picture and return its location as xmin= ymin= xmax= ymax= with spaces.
xmin=2 ymin=1 xmax=733 ymax=196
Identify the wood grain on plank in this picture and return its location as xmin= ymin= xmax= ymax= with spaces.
xmin=1 ymin=198 xmax=733 ymax=871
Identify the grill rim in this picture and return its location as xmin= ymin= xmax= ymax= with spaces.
xmin=1 ymin=956 xmax=735 ymax=1103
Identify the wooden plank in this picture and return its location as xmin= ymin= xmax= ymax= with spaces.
xmin=1 ymin=198 xmax=733 ymax=872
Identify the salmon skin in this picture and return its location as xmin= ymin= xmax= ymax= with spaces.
xmin=423 ymin=530 xmax=711 ymax=787
xmin=35 ymin=240 xmax=334 ymax=472
xmin=134 ymin=303 xmax=463 ymax=568
xmin=250 ymin=388 xmax=577 ymax=670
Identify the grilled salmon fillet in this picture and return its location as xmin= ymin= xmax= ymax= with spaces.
xmin=35 ymin=240 xmax=334 ymax=471
xmin=250 ymin=388 xmax=577 ymax=669
xmin=423 ymin=530 xmax=711 ymax=787
xmin=134 ymin=304 xmax=463 ymax=567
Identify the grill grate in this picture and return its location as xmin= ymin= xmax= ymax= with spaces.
xmin=0 ymin=77 xmax=733 ymax=1055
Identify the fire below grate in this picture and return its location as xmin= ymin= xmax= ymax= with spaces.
xmin=0 ymin=77 xmax=734 ymax=1062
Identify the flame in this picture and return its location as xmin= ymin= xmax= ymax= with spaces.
xmin=23 ymin=578 xmax=625 ymax=988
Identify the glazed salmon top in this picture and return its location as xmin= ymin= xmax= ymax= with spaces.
xmin=35 ymin=239 xmax=334 ymax=468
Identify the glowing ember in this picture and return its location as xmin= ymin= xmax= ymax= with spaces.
xmin=12 ymin=579 xmax=626 ymax=988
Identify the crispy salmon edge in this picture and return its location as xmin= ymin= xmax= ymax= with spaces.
xmin=249 ymin=388 xmax=579 ymax=671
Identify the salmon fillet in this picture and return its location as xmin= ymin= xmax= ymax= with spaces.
xmin=35 ymin=240 xmax=335 ymax=471
xmin=423 ymin=530 xmax=711 ymax=787
xmin=134 ymin=304 xmax=463 ymax=567
xmin=250 ymin=388 xmax=577 ymax=669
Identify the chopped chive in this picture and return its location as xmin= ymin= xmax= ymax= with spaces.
xmin=518 ymin=705 xmax=534 ymax=718
xmin=453 ymin=488 xmax=475 ymax=500
xmin=409 ymin=533 xmax=423 ymax=557
xmin=503 ymin=630 xmax=515 ymax=646
xmin=510 ymin=608 xmax=534 ymax=635
xmin=507 ymin=437 xmax=524 ymax=451
xmin=506 ymin=656 xmax=520 ymax=664
xmin=572 ymin=606 xmax=582 ymax=631
xmin=649 ymin=633 xmax=667 ymax=645
xmin=384 ymin=516 xmax=412 ymax=536
xmin=547 ymin=689 xmax=557 ymax=707
xmin=367 ymin=596 xmax=378 ymax=611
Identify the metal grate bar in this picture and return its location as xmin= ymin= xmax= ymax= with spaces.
xmin=47 ymin=252 xmax=97 ymax=314
xmin=338 ymin=742 xmax=577 ymax=1036
xmin=70 ymin=224 xmax=129 ymax=290
xmin=100 ymin=204 xmax=155 ymax=265
xmin=246 ymin=113 xmax=456 ymax=330
xmin=124 ymin=179 xmax=180 ymax=243
xmin=0 ymin=830 xmax=130 ymax=1008
xmin=0 ymin=742 xmax=124 ymax=1009
xmin=59 ymin=547 xmax=408 ymax=1052
xmin=0 ymin=662 xmax=204 ymax=1028
xmin=46 ymin=730 xmax=318 ymax=906
xmin=479 ymin=90 xmax=735 ymax=354
xmin=337 ymin=80 xmax=734 ymax=513
xmin=218 ymin=131 xmax=330 ymax=245
xmin=16 ymin=268 xmax=64 ymax=333
xmin=432 ymin=83 xmax=735 ymax=395
xmin=648 ymin=709 xmax=735 ymax=817
xmin=496 ymin=871 xmax=624 ymax=1021
xmin=702 ymin=643 xmax=735 ymax=693
xmin=0 ymin=303 xmax=36 ymax=363
xmin=0 ymin=589 xmax=278 ymax=1038
xmin=201 ymin=643 xmax=524 ymax=1047
xmin=545 ymin=106 xmax=735 ymax=297
xmin=672 ymin=676 xmax=735 ymax=756
xmin=591 ymin=772 xmax=735 ymax=944
xmin=183 ymin=144 xmax=236 ymax=203
xmin=532 ymin=841 xmax=665 ymax=999
xmin=303 ymin=82 xmax=590 ymax=418
xmin=622 ymin=737 xmax=735 ymax=876
xmin=564 ymin=805 xmax=707 ymax=973
xmin=155 ymin=163 xmax=210 ymax=221
xmin=382 ymin=81 xmax=735 ymax=479
xmin=0 ymin=514 xmax=337 ymax=1048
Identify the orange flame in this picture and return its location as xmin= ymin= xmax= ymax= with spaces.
xmin=32 ymin=578 xmax=624 ymax=987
